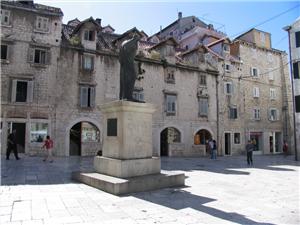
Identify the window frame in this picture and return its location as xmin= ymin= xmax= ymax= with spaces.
xmin=253 ymin=108 xmax=260 ymax=120
xmin=224 ymin=82 xmax=233 ymax=95
xmin=251 ymin=67 xmax=259 ymax=78
xmin=30 ymin=122 xmax=49 ymax=143
xmin=234 ymin=133 xmax=241 ymax=144
xmin=82 ymin=54 xmax=94 ymax=71
xmin=165 ymin=94 xmax=177 ymax=116
xmin=295 ymin=31 xmax=300 ymax=48
xmin=229 ymin=106 xmax=238 ymax=119
xmin=28 ymin=46 xmax=50 ymax=66
xmin=269 ymin=108 xmax=279 ymax=121
xmin=133 ymin=88 xmax=144 ymax=102
xmin=11 ymin=79 xmax=34 ymax=103
xmin=1 ymin=44 xmax=9 ymax=61
xmin=35 ymin=16 xmax=49 ymax=33
xmin=293 ymin=62 xmax=300 ymax=79
xmin=84 ymin=30 xmax=95 ymax=41
xmin=253 ymin=87 xmax=260 ymax=98
xmin=79 ymin=85 xmax=95 ymax=108
xmin=199 ymin=75 xmax=207 ymax=86
xmin=270 ymin=88 xmax=276 ymax=100
xmin=1 ymin=9 xmax=10 ymax=26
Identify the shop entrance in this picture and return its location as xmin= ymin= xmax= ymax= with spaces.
xmin=8 ymin=122 xmax=26 ymax=153
xmin=225 ymin=133 xmax=231 ymax=155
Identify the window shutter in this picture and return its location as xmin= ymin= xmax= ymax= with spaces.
xmin=250 ymin=67 xmax=253 ymax=76
xmin=91 ymin=57 xmax=94 ymax=70
xmin=27 ymin=48 xmax=34 ymax=63
xmin=90 ymin=87 xmax=95 ymax=107
xmin=231 ymin=83 xmax=234 ymax=94
xmin=45 ymin=50 xmax=51 ymax=64
xmin=293 ymin=62 xmax=299 ymax=79
xmin=27 ymin=81 xmax=34 ymax=103
xmin=11 ymin=80 xmax=17 ymax=102
xmin=80 ymin=86 xmax=88 ymax=107
xmin=81 ymin=55 xmax=85 ymax=70
xmin=276 ymin=109 xmax=280 ymax=121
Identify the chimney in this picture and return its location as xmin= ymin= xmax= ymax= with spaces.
xmin=178 ymin=12 xmax=182 ymax=20
xmin=95 ymin=18 xmax=101 ymax=27
xmin=208 ymin=24 xmax=214 ymax=30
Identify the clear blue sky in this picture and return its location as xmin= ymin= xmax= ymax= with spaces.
xmin=36 ymin=0 xmax=299 ymax=52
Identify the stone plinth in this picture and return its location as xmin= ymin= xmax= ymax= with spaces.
xmin=101 ymin=100 xmax=155 ymax=159
xmin=73 ymin=100 xmax=185 ymax=195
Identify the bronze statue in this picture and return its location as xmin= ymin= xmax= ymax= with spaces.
xmin=119 ymin=35 xmax=139 ymax=101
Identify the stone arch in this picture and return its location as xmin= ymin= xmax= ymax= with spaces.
xmin=65 ymin=117 xmax=102 ymax=156
xmin=160 ymin=126 xmax=182 ymax=156
xmin=194 ymin=128 xmax=213 ymax=145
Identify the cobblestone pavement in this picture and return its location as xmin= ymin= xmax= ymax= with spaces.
xmin=0 ymin=154 xmax=299 ymax=225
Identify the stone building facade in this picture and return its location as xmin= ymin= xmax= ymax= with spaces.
xmin=284 ymin=18 xmax=300 ymax=160
xmin=1 ymin=1 xmax=63 ymax=155
xmin=150 ymin=13 xmax=293 ymax=156
xmin=1 ymin=2 xmax=293 ymax=157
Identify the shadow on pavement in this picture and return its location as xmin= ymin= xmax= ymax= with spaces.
xmin=161 ymin=155 xmax=299 ymax=175
xmin=132 ymin=188 xmax=275 ymax=225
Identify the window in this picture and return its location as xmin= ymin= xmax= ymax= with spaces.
xmin=251 ymin=67 xmax=259 ymax=77
xmin=80 ymin=86 xmax=95 ymax=108
xmin=1 ymin=44 xmax=8 ymax=60
xmin=28 ymin=47 xmax=50 ymax=65
xmin=82 ymin=55 xmax=94 ymax=71
xmin=84 ymin=30 xmax=95 ymax=41
xmin=253 ymin=87 xmax=260 ymax=98
xmin=225 ymin=64 xmax=231 ymax=72
xmin=1 ymin=9 xmax=10 ymax=26
xmin=296 ymin=31 xmax=300 ymax=48
xmin=295 ymin=95 xmax=300 ymax=113
xmin=199 ymin=75 xmax=206 ymax=86
xmin=30 ymin=123 xmax=48 ymax=143
xmin=11 ymin=80 xmax=33 ymax=103
xmin=199 ymin=97 xmax=208 ymax=117
xmin=224 ymin=82 xmax=233 ymax=95
xmin=270 ymin=88 xmax=276 ymax=100
xmin=293 ymin=62 xmax=299 ymax=79
xmin=35 ymin=16 xmax=49 ymax=32
xmin=234 ymin=133 xmax=240 ymax=144
xmin=223 ymin=44 xmax=230 ymax=52
xmin=229 ymin=106 xmax=237 ymax=119
xmin=166 ymin=94 xmax=177 ymax=115
xmin=253 ymin=108 xmax=260 ymax=120
xmin=165 ymin=70 xmax=175 ymax=83
xmin=133 ymin=88 xmax=144 ymax=102
xmin=269 ymin=108 xmax=279 ymax=121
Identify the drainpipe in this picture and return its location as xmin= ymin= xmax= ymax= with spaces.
xmin=216 ymin=72 xmax=220 ymax=155
xmin=284 ymin=26 xmax=298 ymax=161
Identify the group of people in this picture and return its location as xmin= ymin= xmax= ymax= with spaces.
xmin=208 ymin=139 xmax=217 ymax=159
xmin=6 ymin=129 xmax=54 ymax=162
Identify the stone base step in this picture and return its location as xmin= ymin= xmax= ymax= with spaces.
xmin=72 ymin=171 xmax=185 ymax=195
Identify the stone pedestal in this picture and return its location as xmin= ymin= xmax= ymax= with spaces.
xmin=73 ymin=100 xmax=185 ymax=195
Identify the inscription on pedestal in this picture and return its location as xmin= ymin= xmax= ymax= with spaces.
xmin=107 ymin=118 xmax=117 ymax=136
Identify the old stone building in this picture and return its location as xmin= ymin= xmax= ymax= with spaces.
xmin=284 ymin=18 xmax=300 ymax=160
xmin=1 ymin=1 xmax=219 ymax=157
xmin=1 ymin=1 xmax=293 ymax=157
xmin=1 ymin=1 xmax=63 ymax=155
xmin=151 ymin=13 xmax=293 ymax=156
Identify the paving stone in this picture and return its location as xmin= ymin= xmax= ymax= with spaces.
xmin=0 ymin=154 xmax=299 ymax=225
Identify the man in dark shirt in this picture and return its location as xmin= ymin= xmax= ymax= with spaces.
xmin=246 ymin=140 xmax=254 ymax=166
xmin=6 ymin=129 xmax=20 ymax=160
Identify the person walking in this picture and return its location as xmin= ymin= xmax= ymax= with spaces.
xmin=212 ymin=140 xmax=217 ymax=160
xmin=208 ymin=139 xmax=214 ymax=159
xmin=246 ymin=140 xmax=254 ymax=166
xmin=42 ymin=135 xmax=54 ymax=163
xmin=6 ymin=129 xmax=20 ymax=160
xmin=283 ymin=140 xmax=288 ymax=157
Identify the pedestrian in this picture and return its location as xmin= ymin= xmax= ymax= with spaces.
xmin=42 ymin=135 xmax=54 ymax=162
xmin=208 ymin=139 xmax=214 ymax=159
xmin=283 ymin=140 xmax=288 ymax=157
xmin=246 ymin=140 xmax=254 ymax=166
xmin=6 ymin=129 xmax=20 ymax=160
xmin=212 ymin=140 xmax=217 ymax=159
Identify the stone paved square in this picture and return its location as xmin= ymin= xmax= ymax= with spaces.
xmin=1 ymin=154 xmax=299 ymax=225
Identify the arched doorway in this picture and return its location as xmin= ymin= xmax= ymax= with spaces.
xmin=69 ymin=122 xmax=100 ymax=156
xmin=194 ymin=129 xmax=212 ymax=153
xmin=160 ymin=127 xmax=181 ymax=156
